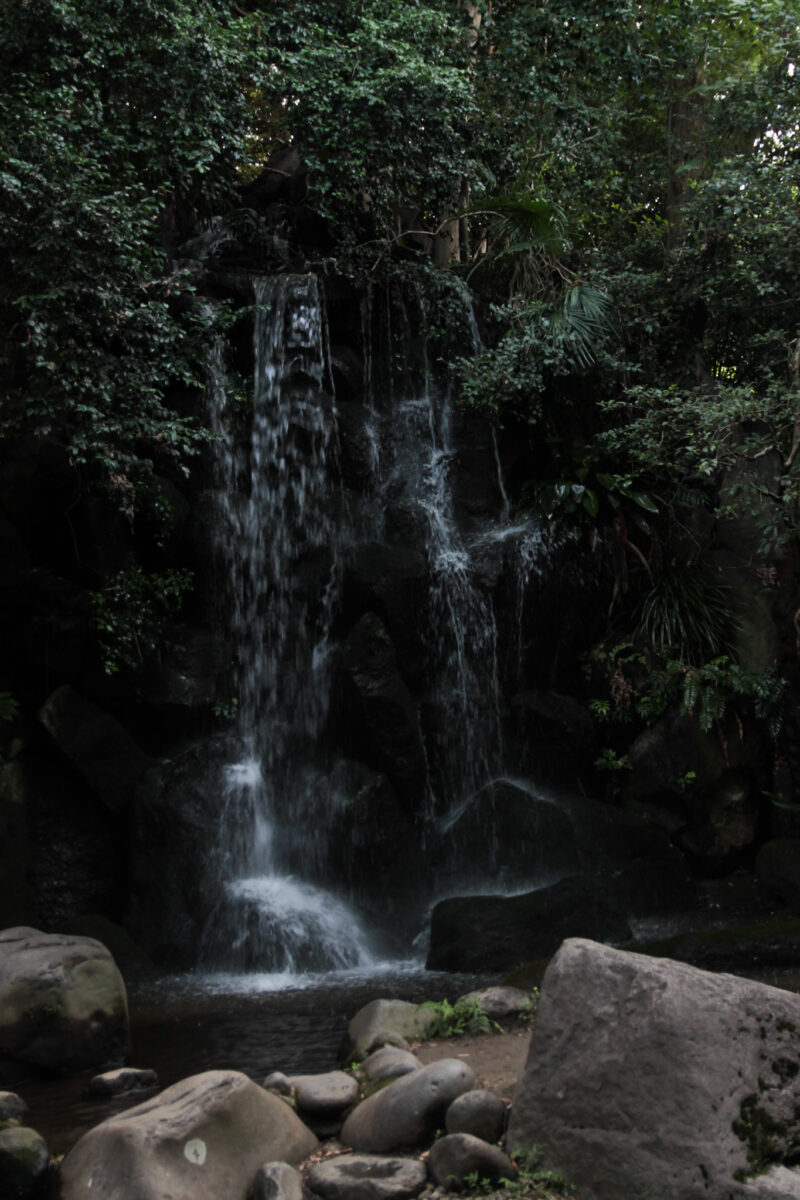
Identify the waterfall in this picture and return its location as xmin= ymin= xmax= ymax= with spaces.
xmin=383 ymin=300 xmax=503 ymax=817
xmin=201 ymin=275 xmax=375 ymax=974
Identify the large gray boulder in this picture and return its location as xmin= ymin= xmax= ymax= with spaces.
xmin=426 ymin=876 xmax=630 ymax=972
xmin=60 ymin=1070 xmax=318 ymax=1200
xmin=341 ymin=1059 xmax=474 ymax=1152
xmin=507 ymin=938 xmax=800 ymax=1200
xmin=0 ymin=927 xmax=129 ymax=1074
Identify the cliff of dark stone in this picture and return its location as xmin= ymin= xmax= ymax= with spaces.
xmin=2 ymin=168 xmax=799 ymax=971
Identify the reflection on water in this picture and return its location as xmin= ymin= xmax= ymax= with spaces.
xmin=18 ymin=965 xmax=500 ymax=1156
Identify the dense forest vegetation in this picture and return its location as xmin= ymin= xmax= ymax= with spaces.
xmin=2 ymin=0 xmax=799 ymax=757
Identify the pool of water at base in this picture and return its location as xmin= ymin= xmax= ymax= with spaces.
xmin=15 ymin=962 xmax=503 ymax=1157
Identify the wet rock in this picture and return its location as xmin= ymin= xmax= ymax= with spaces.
xmin=3 ymin=753 xmax=123 ymax=934
xmin=426 ymin=876 xmax=631 ymax=972
xmin=427 ymin=1133 xmax=516 ymax=1189
xmin=339 ymin=614 xmax=428 ymax=803
xmin=125 ymin=739 xmax=235 ymax=967
xmin=85 ymin=1067 xmax=159 ymax=1098
xmin=436 ymin=780 xmax=579 ymax=893
xmin=326 ymin=761 xmax=422 ymax=931
xmin=361 ymin=1048 xmax=421 ymax=1083
xmin=60 ymin=1070 xmax=318 ymax=1200
xmin=341 ymin=1059 xmax=475 ymax=1152
xmin=507 ymin=937 xmax=800 ymax=1200
xmin=456 ymin=986 xmax=535 ymax=1020
xmin=37 ymin=685 xmax=152 ymax=817
xmin=253 ymin=1161 xmax=304 ymax=1200
xmin=0 ymin=1125 xmax=50 ymax=1199
xmin=341 ymin=543 xmax=429 ymax=685
xmin=0 ymin=1093 xmax=27 ymax=1124
xmin=309 ymin=1153 xmax=428 ymax=1200
xmin=263 ymin=1071 xmax=293 ymax=1096
xmin=362 ymin=1031 xmax=412 ymax=1057
xmin=756 ymin=839 xmax=800 ymax=913
xmin=342 ymin=999 xmax=437 ymax=1064
xmin=138 ymin=625 xmax=230 ymax=710
xmin=679 ymin=769 xmax=760 ymax=873
xmin=0 ymin=926 xmax=129 ymax=1075
xmin=445 ymin=1091 xmax=507 ymax=1143
xmin=288 ymin=1070 xmax=359 ymax=1133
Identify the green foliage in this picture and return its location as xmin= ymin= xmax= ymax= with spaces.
xmin=91 ymin=566 xmax=194 ymax=675
xmin=417 ymin=998 xmax=501 ymax=1038
xmin=0 ymin=694 xmax=19 ymax=721
xmin=256 ymin=0 xmax=475 ymax=244
xmin=634 ymin=561 xmax=735 ymax=665
xmin=1 ymin=0 xmax=257 ymax=506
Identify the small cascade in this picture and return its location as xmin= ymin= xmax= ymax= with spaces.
xmin=203 ymin=275 xmax=375 ymax=973
xmin=384 ymin=303 xmax=503 ymax=816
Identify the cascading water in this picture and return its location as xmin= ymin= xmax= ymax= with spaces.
xmin=387 ymin=373 xmax=503 ymax=811
xmin=202 ymin=275 xmax=375 ymax=973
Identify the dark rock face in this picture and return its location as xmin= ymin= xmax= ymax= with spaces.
xmin=341 ymin=543 xmax=428 ymax=687
xmin=338 ymin=613 xmax=427 ymax=804
xmin=756 ymin=839 xmax=800 ymax=912
xmin=435 ymin=780 xmax=579 ymax=893
xmin=1 ymin=754 xmax=123 ymax=934
xmin=340 ymin=1059 xmax=475 ymax=1152
xmin=38 ymin=685 xmax=152 ymax=816
xmin=426 ymin=876 xmax=631 ymax=972
xmin=0 ymin=927 xmax=129 ymax=1076
xmin=507 ymin=938 xmax=800 ymax=1200
xmin=125 ymin=741 xmax=235 ymax=965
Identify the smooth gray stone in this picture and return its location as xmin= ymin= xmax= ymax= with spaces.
xmin=263 ymin=1071 xmax=293 ymax=1096
xmin=361 ymin=1047 xmax=421 ymax=1082
xmin=288 ymin=1071 xmax=359 ymax=1115
xmin=456 ymin=986 xmax=536 ymax=1019
xmin=341 ymin=1059 xmax=475 ymax=1152
xmin=427 ymin=1133 xmax=516 ymax=1188
xmin=253 ymin=1161 xmax=304 ymax=1200
xmin=0 ymin=926 xmax=129 ymax=1074
xmin=85 ymin=1067 xmax=159 ymax=1098
xmin=309 ymin=1153 xmax=427 ymax=1200
xmin=0 ymin=1126 xmax=50 ymax=1199
xmin=60 ymin=1070 xmax=318 ymax=1200
xmin=507 ymin=938 xmax=800 ymax=1200
xmin=0 ymin=1092 xmax=27 ymax=1124
xmin=445 ymin=1090 xmax=506 ymax=1143
xmin=342 ymin=999 xmax=436 ymax=1062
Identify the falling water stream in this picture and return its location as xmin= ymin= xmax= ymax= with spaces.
xmin=202 ymin=276 xmax=375 ymax=973
xmin=196 ymin=274 xmax=561 ymax=976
